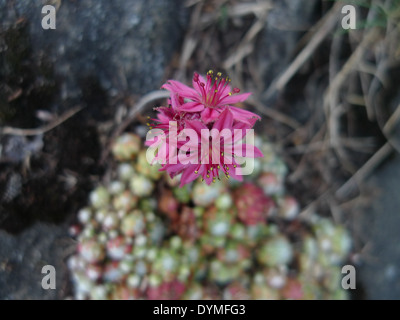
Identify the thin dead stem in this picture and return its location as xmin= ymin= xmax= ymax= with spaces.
xmin=1 ymin=105 xmax=84 ymax=136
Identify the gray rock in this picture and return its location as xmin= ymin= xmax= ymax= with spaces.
xmin=0 ymin=223 xmax=73 ymax=299
xmin=0 ymin=1 xmax=189 ymax=299
xmin=358 ymin=152 xmax=400 ymax=299
xmin=0 ymin=135 xmax=43 ymax=164
xmin=0 ymin=0 xmax=188 ymax=98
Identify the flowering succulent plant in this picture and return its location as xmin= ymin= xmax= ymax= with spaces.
xmin=147 ymin=71 xmax=263 ymax=187
xmin=69 ymin=132 xmax=353 ymax=300
xmin=67 ymin=71 xmax=353 ymax=300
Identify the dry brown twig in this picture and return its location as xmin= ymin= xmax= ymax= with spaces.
xmin=299 ymin=140 xmax=393 ymax=222
xmin=246 ymin=98 xmax=301 ymax=130
xmin=262 ymin=2 xmax=343 ymax=102
xmin=335 ymin=141 xmax=393 ymax=201
xmin=383 ymin=103 xmax=400 ymax=136
xmin=223 ymin=5 xmax=271 ymax=70
xmin=324 ymin=29 xmax=380 ymax=145
xmin=288 ymin=124 xmax=327 ymax=183
xmin=198 ymin=1 xmax=272 ymax=27
xmin=0 ymin=105 xmax=84 ymax=136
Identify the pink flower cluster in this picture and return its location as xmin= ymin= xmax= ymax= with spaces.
xmin=148 ymin=71 xmax=263 ymax=187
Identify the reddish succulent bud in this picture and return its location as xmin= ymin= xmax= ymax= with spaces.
xmin=174 ymin=206 xmax=201 ymax=242
xmin=147 ymin=279 xmax=186 ymax=300
xmin=158 ymin=190 xmax=179 ymax=222
xmin=281 ymin=278 xmax=303 ymax=300
xmin=234 ymin=183 xmax=275 ymax=225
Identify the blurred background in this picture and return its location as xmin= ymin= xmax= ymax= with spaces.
xmin=0 ymin=0 xmax=399 ymax=299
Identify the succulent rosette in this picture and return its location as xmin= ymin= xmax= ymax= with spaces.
xmin=68 ymin=127 xmax=352 ymax=300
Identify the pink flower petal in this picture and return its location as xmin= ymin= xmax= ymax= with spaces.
xmin=232 ymin=123 xmax=254 ymax=144
xmin=169 ymin=92 xmax=182 ymax=110
xmin=229 ymin=106 xmax=261 ymax=125
xmin=226 ymin=163 xmax=244 ymax=181
xmin=185 ymin=119 xmax=207 ymax=133
xmin=219 ymin=92 xmax=252 ymax=105
xmin=253 ymin=145 xmax=264 ymax=158
xmin=164 ymin=162 xmax=186 ymax=175
xmin=180 ymin=165 xmax=203 ymax=187
xmin=178 ymin=101 xmax=205 ymax=112
xmin=201 ymin=108 xmax=220 ymax=124
xmin=233 ymin=121 xmax=252 ymax=130
xmin=212 ymin=107 xmax=234 ymax=132
xmin=203 ymin=174 xmax=214 ymax=185
xmin=162 ymin=80 xmax=199 ymax=100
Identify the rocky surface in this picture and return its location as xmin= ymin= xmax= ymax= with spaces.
xmin=0 ymin=223 xmax=72 ymax=299
xmin=0 ymin=0 xmax=189 ymax=299
xmin=0 ymin=0 xmax=188 ymax=100
xmin=358 ymin=153 xmax=400 ymax=299
xmin=0 ymin=0 xmax=189 ymax=232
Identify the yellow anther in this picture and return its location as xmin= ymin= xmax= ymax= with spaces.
xmin=228 ymin=92 xmax=232 ymax=96
xmin=233 ymin=165 xmax=237 ymax=168
xmin=217 ymin=165 xmax=220 ymax=169
xmin=195 ymin=171 xmax=198 ymax=174
xmin=217 ymin=72 xmax=222 ymax=77
xmin=207 ymin=175 xmax=210 ymax=178
xmin=214 ymin=90 xmax=218 ymax=93
xmin=221 ymin=152 xmax=224 ymax=156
